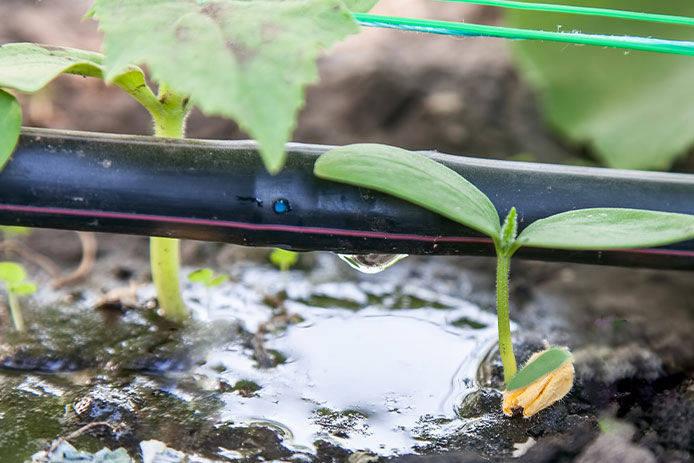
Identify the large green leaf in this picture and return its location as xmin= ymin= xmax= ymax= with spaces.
xmin=507 ymin=347 xmax=572 ymax=392
xmin=314 ymin=144 xmax=501 ymax=239
xmin=91 ymin=0 xmax=360 ymax=173
xmin=0 ymin=89 xmax=21 ymax=171
xmin=517 ymin=208 xmax=694 ymax=250
xmin=506 ymin=0 xmax=694 ymax=170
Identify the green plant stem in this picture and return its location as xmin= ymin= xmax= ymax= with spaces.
xmin=149 ymin=85 xmax=189 ymax=322
xmin=8 ymin=291 xmax=25 ymax=332
xmin=150 ymin=236 xmax=187 ymax=322
xmin=495 ymin=252 xmax=517 ymax=384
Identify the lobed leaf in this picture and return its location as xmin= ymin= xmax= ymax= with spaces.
xmin=0 ymin=261 xmax=26 ymax=284
xmin=314 ymin=144 xmax=501 ymax=239
xmin=91 ymin=0 xmax=360 ymax=173
xmin=0 ymin=89 xmax=21 ymax=171
xmin=506 ymin=0 xmax=694 ymax=170
xmin=507 ymin=347 xmax=572 ymax=392
xmin=517 ymin=208 xmax=694 ymax=250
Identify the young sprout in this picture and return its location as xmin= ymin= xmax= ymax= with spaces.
xmin=0 ymin=261 xmax=37 ymax=332
xmin=188 ymin=268 xmax=228 ymax=289
xmin=188 ymin=267 xmax=228 ymax=312
xmin=314 ymin=143 xmax=694 ymax=417
xmin=269 ymin=248 xmax=299 ymax=273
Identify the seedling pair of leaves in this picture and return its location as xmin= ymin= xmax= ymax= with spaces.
xmin=0 ymin=0 xmax=378 ymax=322
xmin=0 ymin=261 xmax=37 ymax=332
xmin=314 ymin=143 xmax=694 ymax=388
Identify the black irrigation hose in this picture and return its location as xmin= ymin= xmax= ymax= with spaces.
xmin=2 ymin=128 xmax=694 ymax=269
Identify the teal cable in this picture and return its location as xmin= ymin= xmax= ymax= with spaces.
xmin=435 ymin=0 xmax=694 ymax=27
xmin=352 ymin=13 xmax=694 ymax=56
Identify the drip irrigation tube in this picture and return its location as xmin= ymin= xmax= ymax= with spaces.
xmin=2 ymin=128 xmax=694 ymax=270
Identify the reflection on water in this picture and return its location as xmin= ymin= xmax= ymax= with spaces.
xmin=186 ymin=254 xmax=499 ymax=456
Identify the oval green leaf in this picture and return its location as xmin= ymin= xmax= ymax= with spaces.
xmin=507 ymin=347 xmax=572 ymax=392
xmin=9 ymin=282 xmax=37 ymax=296
xmin=0 ymin=261 xmax=26 ymax=284
xmin=314 ymin=144 xmax=501 ymax=239
xmin=517 ymin=208 xmax=694 ymax=250
xmin=188 ymin=268 xmax=214 ymax=284
xmin=0 ymin=89 xmax=21 ymax=171
xmin=0 ymin=43 xmax=158 ymax=112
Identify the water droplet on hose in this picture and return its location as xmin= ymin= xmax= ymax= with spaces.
xmin=337 ymin=254 xmax=408 ymax=274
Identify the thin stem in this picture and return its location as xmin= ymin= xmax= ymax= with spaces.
xmin=8 ymin=291 xmax=25 ymax=332
xmin=495 ymin=251 xmax=517 ymax=384
xmin=148 ymin=85 xmax=190 ymax=322
xmin=150 ymin=236 xmax=187 ymax=322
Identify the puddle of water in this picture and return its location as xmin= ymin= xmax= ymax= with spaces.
xmin=1 ymin=252 xmax=502 ymax=460
xmin=186 ymin=255 xmax=499 ymax=456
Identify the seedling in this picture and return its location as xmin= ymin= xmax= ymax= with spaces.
xmin=188 ymin=268 xmax=228 ymax=289
xmin=270 ymin=248 xmax=299 ymax=273
xmin=0 ymin=261 xmax=37 ymax=332
xmin=314 ymin=143 xmax=694 ymax=416
xmin=0 ymin=0 xmax=377 ymax=322
xmin=188 ymin=267 xmax=227 ymax=311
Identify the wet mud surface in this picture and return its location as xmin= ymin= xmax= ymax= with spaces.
xmin=0 ymin=231 xmax=691 ymax=462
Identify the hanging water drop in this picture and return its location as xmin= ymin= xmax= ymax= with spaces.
xmin=336 ymin=253 xmax=408 ymax=274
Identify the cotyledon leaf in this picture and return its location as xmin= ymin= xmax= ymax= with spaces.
xmin=0 ymin=261 xmax=26 ymax=284
xmin=0 ymin=89 xmax=21 ymax=171
xmin=506 ymin=347 xmax=572 ymax=392
xmin=0 ymin=43 xmax=158 ymax=116
xmin=314 ymin=144 xmax=502 ymax=239
xmin=90 ymin=0 xmax=360 ymax=174
xmin=516 ymin=208 xmax=694 ymax=250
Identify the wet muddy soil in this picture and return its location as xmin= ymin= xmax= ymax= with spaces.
xmin=0 ymin=231 xmax=692 ymax=462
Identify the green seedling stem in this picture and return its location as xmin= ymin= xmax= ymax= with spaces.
xmin=495 ymin=251 xmax=516 ymax=382
xmin=148 ymin=84 xmax=190 ymax=323
xmin=7 ymin=291 xmax=25 ymax=332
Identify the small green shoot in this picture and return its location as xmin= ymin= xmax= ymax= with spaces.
xmin=188 ymin=268 xmax=228 ymax=288
xmin=0 ymin=261 xmax=37 ymax=332
xmin=314 ymin=143 xmax=694 ymax=389
xmin=270 ymin=248 xmax=299 ymax=272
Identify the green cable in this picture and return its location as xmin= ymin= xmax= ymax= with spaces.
xmin=353 ymin=13 xmax=694 ymax=56
xmin=435 ymin=0 xmax=694 ymax=27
